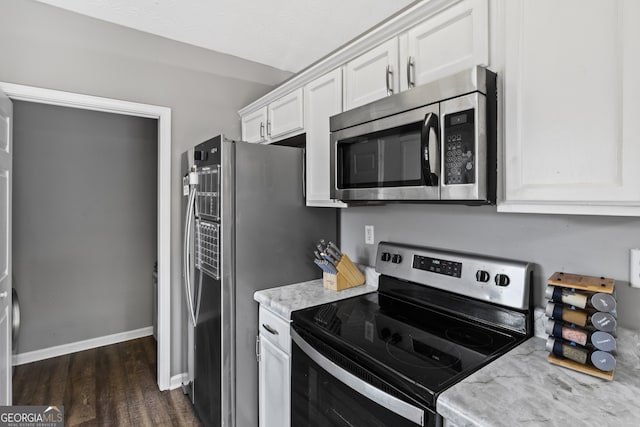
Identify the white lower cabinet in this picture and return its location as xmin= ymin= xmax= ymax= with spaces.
xmin=257 ymin=306 xmax=291 ymax=427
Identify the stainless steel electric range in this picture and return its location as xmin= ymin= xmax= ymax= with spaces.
xmin=290 ymin=242 xmax=533 ymax=427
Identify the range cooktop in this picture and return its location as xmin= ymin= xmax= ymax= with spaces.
xmin=292 ymin=242 xmax=533 ymax=408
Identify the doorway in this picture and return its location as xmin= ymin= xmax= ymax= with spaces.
xmin=0 ymin=82 xmax=172 ymax=391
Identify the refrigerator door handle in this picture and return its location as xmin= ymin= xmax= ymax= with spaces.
xmin=183 ymin=182 xmax=198 ymax=326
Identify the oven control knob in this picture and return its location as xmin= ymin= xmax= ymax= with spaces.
xmin=391 ymin=254 xmax=402 ymax=264
xmin=476 ymin=270 xmax=490 ymax=283
xmin=495 ymin=274 xmax=511 ymax=287
xmin=381 ymin=252 xmax=391 ymax=262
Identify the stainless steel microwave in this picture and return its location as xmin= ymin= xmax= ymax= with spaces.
xmin=330 ymin=66 xmax=496 ymax=204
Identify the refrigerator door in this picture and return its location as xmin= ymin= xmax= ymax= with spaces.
xmin=192 ymin=264 xmax=222 ymax=427
xmin=232 ymin=142 xmax=337 ymax=427
xmin=184 ymin=136 xmax=337 ymax=427
xmin=184 ymin=136 xmax=225 ymax=427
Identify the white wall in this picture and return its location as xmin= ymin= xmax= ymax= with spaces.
xmin=0 ymin=0 xmax=292 ymax=375
xmin=12 ymin=101 xmax=157 ymax=353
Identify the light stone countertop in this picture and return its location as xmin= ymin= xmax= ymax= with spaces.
xmin=255 ymin=273 xmax=640 ymax=426
xmin=437 ymin=327 xmax=640 ymax=427
xmin=253 ymin=266 xmax=379 ymax=320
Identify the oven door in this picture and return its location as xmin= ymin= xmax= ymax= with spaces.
xmin=291 ymin=329 xmax=437 ymax=427
xmin=330 ymin=104 xmax=440 ymax=202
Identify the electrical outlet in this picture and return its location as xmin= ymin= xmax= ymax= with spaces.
xmin=631 ymin=248 xmax=640 ymax=288
xmin=365 ymin=225 xmax=374 ymax=245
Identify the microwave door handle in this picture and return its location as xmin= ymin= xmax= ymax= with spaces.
xmin=421 ymin=113 xmax=439 ymax=186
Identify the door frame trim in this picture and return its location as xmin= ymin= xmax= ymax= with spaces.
xmin=0 ymin=82 xmax=172 ymax=391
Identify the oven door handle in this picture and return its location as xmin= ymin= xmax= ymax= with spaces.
xmin=421 ymin=112 xmax=439 ymax=187
xmin=291 ymin=329 xmax=425 ymax=426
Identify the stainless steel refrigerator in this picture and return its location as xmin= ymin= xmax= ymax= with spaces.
xmin=181 ymin=135 xmax=336 ymax=427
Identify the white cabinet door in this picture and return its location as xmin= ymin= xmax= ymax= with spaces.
xmin=399 ymin=0 xmax=489 ymax=91
xmin=344 ymin=38 xmax=399 ymax=110
xmin=241 ymin=107 xmax=268 ymax=143
xmin=267 ymin=88 xmax=304 ymax=140
xmin=258 ymin=334 xmax=290 ymax=427
xmin=500 ymin=0 xmax=640 ymax=216
xmin=304 ymin=69 xmax=347 ymax=207
xmin=0 ymin=90 xmax=12 ymax=405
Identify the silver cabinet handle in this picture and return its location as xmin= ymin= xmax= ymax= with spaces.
xmin=386 ymin=65 xmax=394 ymax=96
xmin=292 ymin=329 xmax=425 ymax=426
xmin=407 ymin=56 xmax=415 ymax=88
xmin=259 ymin=122 xmax=265 ymax=138
xmin=266 ymin=120 xmax=272 ymax=137
xmin=0 ymin=291 xmax=7 ymax=299
xmin=256 ymin=335 xmax=261 ymax=363
xmin=262 ymin=323 xmax=279 ymax=335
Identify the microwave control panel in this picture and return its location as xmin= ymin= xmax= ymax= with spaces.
xmin=444 ymin=109 xmax=475 ymax=185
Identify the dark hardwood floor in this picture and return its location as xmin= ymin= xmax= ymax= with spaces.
xmin=13 ymin=336 xmax=202 ymax=426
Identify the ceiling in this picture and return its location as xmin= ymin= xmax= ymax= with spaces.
xmin=34 ymin=0 xmax=416 ymax=73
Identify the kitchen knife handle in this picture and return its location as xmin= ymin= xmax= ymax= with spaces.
xmin=262 ymin=324 xmax=279 ymax=335
xmin=328 ymin=241 xmax=342 ymax=257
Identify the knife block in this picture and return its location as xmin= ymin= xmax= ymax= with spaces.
xmin=323 ymin=254 xmax=365 ymax=291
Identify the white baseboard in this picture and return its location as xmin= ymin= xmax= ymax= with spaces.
xmin=170 ymin=373 xmax=189 ymax=391
xmin=13 ymin=326 xmax=154 ymax=366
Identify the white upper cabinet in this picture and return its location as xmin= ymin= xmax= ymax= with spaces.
xmin=344 ymin=39 xmax=399 ymax=110
xmin=241 ymin=107 xmax=268 ymax=143
xmin=304 ymin=69 xmax=347 ymax=207
xmin=499 ymin=0 xmax=640 ymax=216
xmin=241 ymin=88 xmax=304 ymax=143
xmin=345 ymin=0 xmax=488 ymax=108
xmin=399 ymin=0 xmax=489 ymax=91
xmin=267 ymin=88 xmax=304 ymax=140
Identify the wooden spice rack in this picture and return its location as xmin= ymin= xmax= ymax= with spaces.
xmin=323 ymin=254 xmax=365 ymax=291
xmin=545 ymin=272 xmax=616 ymax=381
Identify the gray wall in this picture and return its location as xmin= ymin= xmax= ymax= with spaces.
xmin=12 ymin=101 xmax=157 ymax=353
xmin=0 ymin=0 xmax=292 ymax=374
xmin=341 ymin=205 xmax=640 ymax=329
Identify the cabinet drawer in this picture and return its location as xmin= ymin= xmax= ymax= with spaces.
xmin=259 ymin=306 xmax=291 ymax=354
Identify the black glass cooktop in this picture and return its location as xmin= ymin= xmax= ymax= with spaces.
xmin=291 ymin=277 xmax=527 ymax=407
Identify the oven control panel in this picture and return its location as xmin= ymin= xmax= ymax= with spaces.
xmin=375 ymin=241 xmax=532 ymax=310
xmin=412 ymin=255 xmax=462 ymax=278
